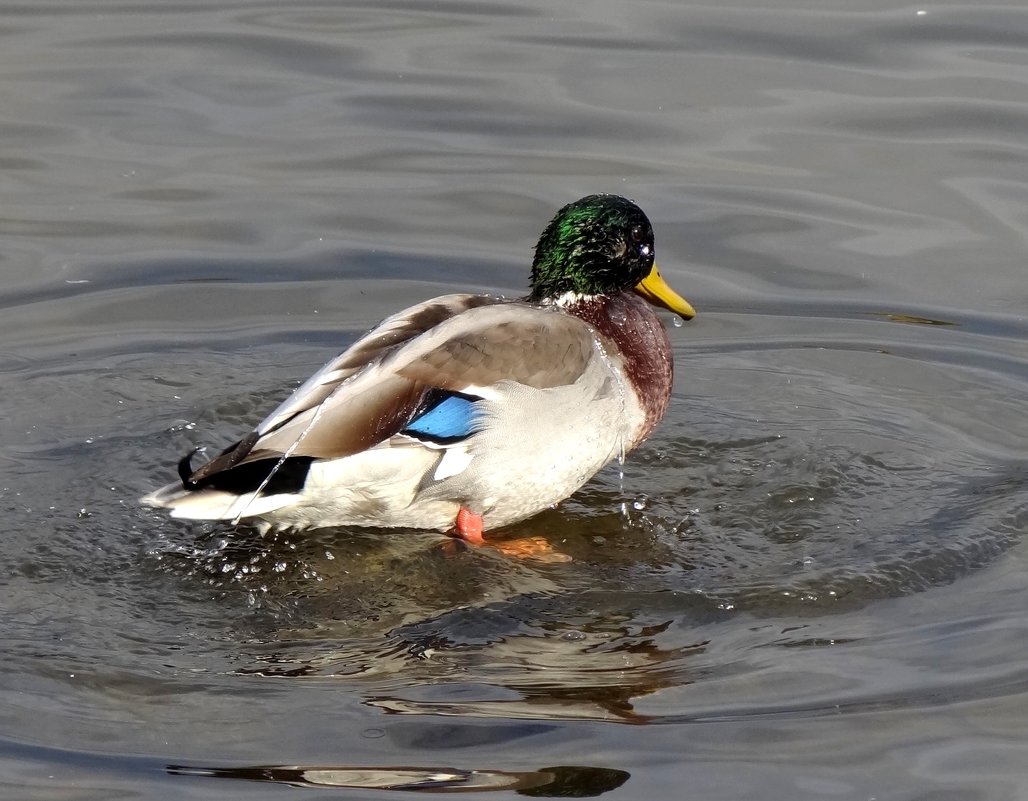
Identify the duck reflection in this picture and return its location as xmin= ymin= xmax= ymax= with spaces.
xmin=157 ymin=520 xmax=716 ymax=723
xmin=167 ymin=762 xmax=630 ymax=796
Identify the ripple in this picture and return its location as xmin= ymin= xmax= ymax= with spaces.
xmin=12 ymin=304 xmax=989 ymax=726
xmin=3 ymin=0 xmax=1028 ymax=793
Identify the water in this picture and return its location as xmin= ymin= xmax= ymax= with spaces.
xmin=2 ymin=0 xmax=1028 ymax=799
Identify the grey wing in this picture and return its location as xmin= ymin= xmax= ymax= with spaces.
xmin=184 ymin=293 xmax=500 ymax=484
xmin=184 ymin=300 xmax=598 ymax=483
xmin=395 ymin=303 xmax=596 ymax=391
xmin=255 ymin=293 xmax=501 ymax=437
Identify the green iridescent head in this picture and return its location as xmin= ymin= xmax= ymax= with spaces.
xmin=528 ymin=194 xmax=695 ymax=318
xmin=528 ymin=194 xmax=656 ymax=301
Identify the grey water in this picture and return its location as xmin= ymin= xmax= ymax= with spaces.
xmin=1 ymin=1 xmax=1027 ymax=799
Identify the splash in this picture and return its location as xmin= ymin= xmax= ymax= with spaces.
xmin=590 ymin=334 xmax=632 ymax=504
xmin=228 ymin=400 xmax=330 ymax=525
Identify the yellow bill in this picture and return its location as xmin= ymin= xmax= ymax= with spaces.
xmin=634 ymin=264 xmax=696 ymax=319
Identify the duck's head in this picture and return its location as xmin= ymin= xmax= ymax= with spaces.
xmin=528 ymin=194 xmax=695 ymax=319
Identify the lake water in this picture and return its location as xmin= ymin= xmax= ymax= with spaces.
xmin=1 ymin=0 xmax=1027 ymax=798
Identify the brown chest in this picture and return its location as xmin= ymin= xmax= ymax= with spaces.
xmin=569 ymin=294 xmax=674 ymax=440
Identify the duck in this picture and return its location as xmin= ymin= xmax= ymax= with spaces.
xmin=142 ymin=194 xmax=695 ymax=545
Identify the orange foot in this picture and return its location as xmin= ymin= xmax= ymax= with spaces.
xmin=448 ymin=509 xmax=571 ymax=562
xmin=489 ymin=536 xmax=573 ymax=563
xmin=452 ymin=507 xmax=485 ymax=545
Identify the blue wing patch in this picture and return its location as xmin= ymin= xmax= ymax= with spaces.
xmin=403 ymin=391 xmax=479 ymax=444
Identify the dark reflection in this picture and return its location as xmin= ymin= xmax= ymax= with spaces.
xmin=870 ymin=312 xmax=959 ymax=327
xmin=362 ymin=615 xmax=710 ymax=723
xmin=150 ymin=521 xmax=573 ymax=639
xmin=167 ymin=762 xmax=630 ymax=796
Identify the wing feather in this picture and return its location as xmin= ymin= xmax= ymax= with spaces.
xmin=183 ymin=297 xmax=599 ymax=487
xmin=397 ymin=309 xmax=594 ymax=390
xmin=256 ymin=293 xmax=498 ymax=437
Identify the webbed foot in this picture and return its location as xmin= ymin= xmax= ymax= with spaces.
xmin=488 ymin=535 xmax=572 ymax=563
xmin=451 ymin=507 xmax=485 ymax=545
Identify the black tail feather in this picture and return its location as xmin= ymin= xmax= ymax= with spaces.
xmin=177 ymin=450 xmax=314 ymax=497
xmin=177 ymin=448 xmax=204 ymax=487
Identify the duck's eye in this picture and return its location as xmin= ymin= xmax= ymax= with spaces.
xmin=629 ymin=225 xmax=651 ymax=258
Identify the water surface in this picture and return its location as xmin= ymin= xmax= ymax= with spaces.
xmin=1 ymin=1 xmax=1027 ymax=799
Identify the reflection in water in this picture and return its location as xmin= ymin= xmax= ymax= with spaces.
xmin=363 ymin=617 xmax=707 ymax=724
xmin=167 ymin=762 xmax=630 ymax=796
xmin=870 ymin=312 xmax=959 ymax=327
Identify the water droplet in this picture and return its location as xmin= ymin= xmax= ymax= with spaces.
xmin=632 ymin=496 xmax=647 ymax=511
xmin=672 ymin=315 xmax=684 ymax=328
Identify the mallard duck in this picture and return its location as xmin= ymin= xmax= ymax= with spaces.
xmin=142 ymin=194 xmax=695 ymax=544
